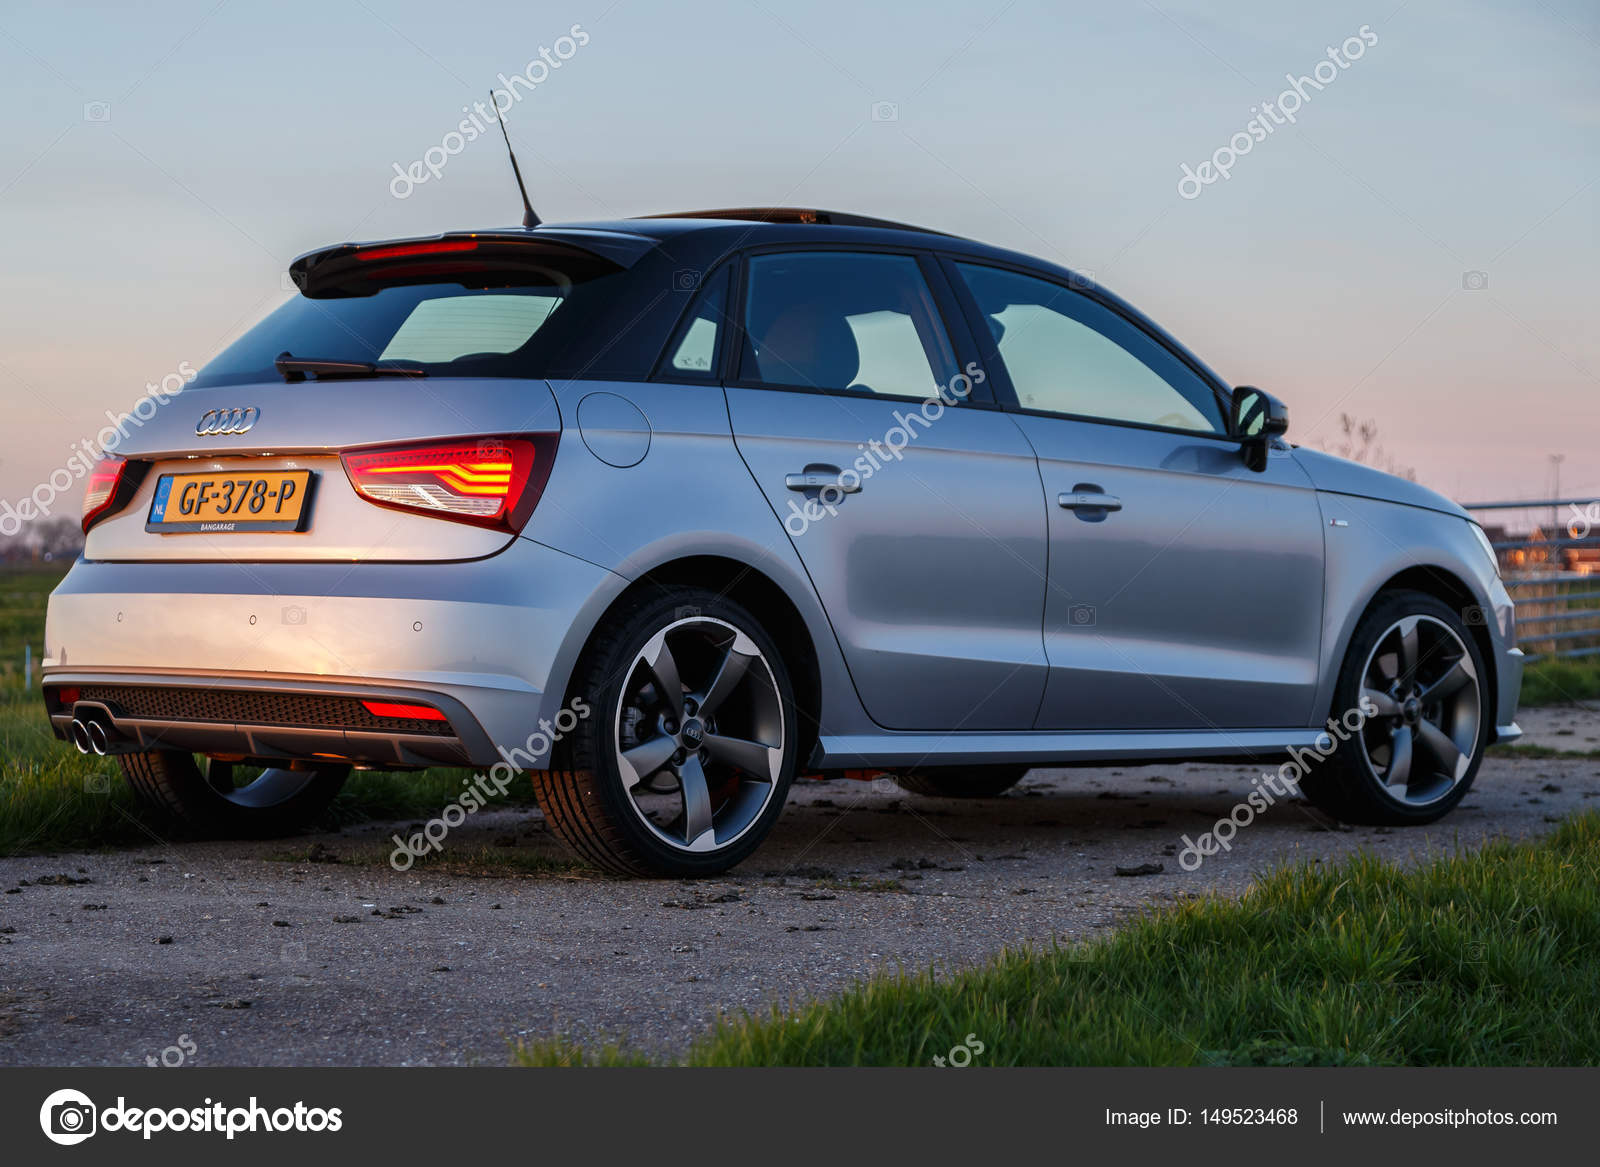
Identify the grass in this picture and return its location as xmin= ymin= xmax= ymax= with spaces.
xmin=1520 ymin=656 xmax=1600 ymax=706
xmin=0 ymin=565 xmax=538 ymax=855
xmin=516 ymin=813 xmax=1600 ymax=1066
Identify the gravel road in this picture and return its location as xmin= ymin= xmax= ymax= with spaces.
xmin=2 ymin=712 xmax=1596 ymax=1066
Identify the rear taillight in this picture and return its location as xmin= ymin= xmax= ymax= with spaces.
xmin=340 ymin=436 xmax=556 ymax=532
xmin=82 ymin=456 xmax=129 ymax=533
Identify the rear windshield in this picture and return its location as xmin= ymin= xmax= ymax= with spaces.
xmin=191 ymin=267 xmax=629 ymax=388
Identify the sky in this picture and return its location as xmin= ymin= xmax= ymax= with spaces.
xmin=0 ymin=0 xmax=1595 ymax=519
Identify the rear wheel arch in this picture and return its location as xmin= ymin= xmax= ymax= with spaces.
xmin=562 ymin=556 xmax=823 ymax=769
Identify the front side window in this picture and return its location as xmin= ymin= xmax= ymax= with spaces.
xmin=740 ymin=252 xmax=958 ymax=398
xmin=955 ymin=263 xmax=1224 ymax=433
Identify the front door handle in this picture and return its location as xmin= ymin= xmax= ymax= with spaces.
xmin=1058 ymin=490 xmax=1121 ymax=512
xmin=786 ymin=467 xmax=862 ymax=494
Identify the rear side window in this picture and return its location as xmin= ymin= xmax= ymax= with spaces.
xmin=192 ymin=262 xmax=629 ymax=388
xmin=955 ymin=263 xmax=1225 ymax=433
xmin=739 ymin=252 xmax=958 ymax=398
xmin=662 ymin=266 xmax=730 ymax=377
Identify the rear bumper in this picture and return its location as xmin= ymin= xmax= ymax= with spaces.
xmin=46 ymin=673 xmax=488 ymax=767
xmin=42 ymin=539 xmax=621 ymax=768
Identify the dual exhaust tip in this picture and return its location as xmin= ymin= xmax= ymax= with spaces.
xmin=69 ymin=715 xmax=125 ymax=756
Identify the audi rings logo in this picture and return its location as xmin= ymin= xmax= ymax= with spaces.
xmin=195 ymin=407 xmax=259 ymax=436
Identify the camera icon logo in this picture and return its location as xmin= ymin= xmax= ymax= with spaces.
xmin=1462 ymin=605 xmax=1489 ymax=627
xmin=1462 ymin=270 xmax=1488 ymax=291
xmin=1068 ymin=603 xmax=1097 ymax=627
xmin=40 ymin=1088 xmax=98 ymax=1145
xmin=281 ymin=940 xmax=308 ymax=962
xmin=672 ymin=269 xmax=701 ymax=292
xmin=83 ymin=772 xmax=111 ymax=795
xmin=870 ymin=101 xmax=899 ymax=122
xmin=281 ymin=605 xmax=307 ymax=626
xmin=82 ymin=101 xmax=112 ymax=123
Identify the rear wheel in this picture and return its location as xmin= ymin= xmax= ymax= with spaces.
xmin=119 ymin=751 xmax=349 ymax=837
xmin=893 ymin=765 xmax=1029 ymax=798
xmin=533 ymin=588 xmax=797 ymax=877
xmin=1299 ymin=590 xmax=1488 ymax=825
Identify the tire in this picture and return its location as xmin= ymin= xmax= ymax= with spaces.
xmin=1298 ymin=589 xmax=1489 ymax=826
xmin=119 ymin=751 xmax=349 ymax=838
xmin=532 ymin=587 xmax=798 ymax=877
xmin=893 ymin=765 xmax=1029 ymax=798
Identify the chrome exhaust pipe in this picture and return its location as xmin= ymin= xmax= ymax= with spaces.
xmin=69 ymin=718 xmax=93 ymax=754
xmin=86 ymin=720 xmax=111 ymax=756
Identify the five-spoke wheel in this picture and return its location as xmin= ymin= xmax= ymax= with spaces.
xmin=614 ymin=616 xmax=787 ymax=854
xmin=1301 ymin=590 xmax=1490 ymax=825
xmin=1357 ymin=614 xmax=1482 ymax=807
xmin=119 ymin=751 xmax=349 ymax=836
xmin=533 ymin=589 xmax=797 ymax=876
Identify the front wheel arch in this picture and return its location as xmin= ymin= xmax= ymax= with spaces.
xmin=1334 ymin=565 xmax=1498 ymax=734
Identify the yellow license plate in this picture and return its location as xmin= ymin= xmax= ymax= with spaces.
xmin=146 ymin=470 xmax=315 ymax=533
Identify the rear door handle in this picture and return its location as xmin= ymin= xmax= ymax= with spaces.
xmin=1058 ymin=491 xmax=1121 ymax=511
xmin=786 ymin=467 xmax=862 ymax=494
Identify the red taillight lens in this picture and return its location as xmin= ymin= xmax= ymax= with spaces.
xmin=361 ymin=699 xmax=448 ymax=722
xmin=82 ymin=456 xmax=129 ymax=533
xmin=340 ymin=436 xmax=554 ymax=532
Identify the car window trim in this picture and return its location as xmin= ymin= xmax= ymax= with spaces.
xmin=723 ymin=243 xmax=999 ymax=409
xmin=935 ymin=253 xmax=1234 ymax=434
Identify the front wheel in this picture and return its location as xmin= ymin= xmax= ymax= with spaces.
xmin=119 ymin=751 xmax=349 ymax=837
xmin=1299 ymin=590 xmax=1489 ymax=826
xmin=532 ymin=588 xmax=798 ymax=877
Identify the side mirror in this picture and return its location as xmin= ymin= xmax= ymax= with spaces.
xmin=1231 ymin=385 xmax=1288 ymax=472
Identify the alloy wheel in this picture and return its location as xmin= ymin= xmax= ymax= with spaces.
xmin=202 ymin=760 xmax=330 ymax=809
xmin=1357 ymin=614 xmax=1482 ymax=807
xmin=613 ymin=616 xmax=786 ymax=854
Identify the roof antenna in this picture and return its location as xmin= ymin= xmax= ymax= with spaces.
xmin=490 ymin=90 xmax=540 ymax=228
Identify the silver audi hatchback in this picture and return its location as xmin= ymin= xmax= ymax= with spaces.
xmin=43 ymin=208 xmax=1522 ymax=875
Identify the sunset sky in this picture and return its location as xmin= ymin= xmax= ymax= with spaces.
xmin=1 ymin=0 xmax=1594 ymax=521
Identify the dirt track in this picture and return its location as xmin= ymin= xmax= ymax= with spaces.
xmin=1 ymin=714 xmax=1596 ymax=1065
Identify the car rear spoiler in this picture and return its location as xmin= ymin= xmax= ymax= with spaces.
xmin=287 ymin=229 xmax=660 ymax=298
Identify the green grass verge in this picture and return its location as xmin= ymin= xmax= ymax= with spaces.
xmin=516 ymin=813 xmax=1600 ymax=1066
xmin=0 ymin=566 xmax=537 ymax=855
xmin=1520 ymin=656 xmax=1600 ymax=706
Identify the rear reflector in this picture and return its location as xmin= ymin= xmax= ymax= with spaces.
xmin=341 ymin=436 xmax=555 ymax=532
xmin=360 ymin=700 xmax=448 ymax=722
xmin=56 ymin=687 xmax=81 ymax=707
xmin=82 ymin=456 xmax=129 ymax=533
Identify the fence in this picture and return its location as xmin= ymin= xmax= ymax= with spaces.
xmin=1463 ymin=497 xmax=1600 ymax=660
